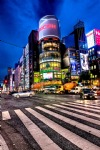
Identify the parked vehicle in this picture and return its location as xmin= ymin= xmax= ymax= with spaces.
xmin=12 ymin=91 xmax=35 ymax=98
xmin=80 ymin=88 xmax=97 ymax=100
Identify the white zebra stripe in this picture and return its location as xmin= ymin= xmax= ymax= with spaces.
xmin=75 ymin=100 xmax=100 ymax=106
xmin=26 ymin=107 xmax=100 ymax=150
xmin=0 ymin=135 xmax=9 ymax=150
xmin=45 ymin=105 xmax=100 ymax=126
xmin=14 ymin=109 xmax=61 ymax=150
xmin=36 ymin=106 xmax=100 ymax=137
xmin=58 ymin=103 xmax=100 ymax=118
xmin=66 ymin=101 xmax=100 ymax=110
xmin=60 ymin=103 xmax=100 ymax=113
xmin=2 ymin=111 xmax=11 ymax=120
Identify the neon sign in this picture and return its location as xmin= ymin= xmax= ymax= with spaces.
xmin=86 ymin=30 xmax=95 ymax=48
xmin=39 ymin=24 xmax=56 ymax=32
xmin=95 ymin=29 xmax=100 ymax=45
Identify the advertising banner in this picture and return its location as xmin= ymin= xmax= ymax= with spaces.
xmin=86 ymin=30 xmax=95 ymax=49
xmin=43 ymin=72 xmax=53 ymax=79
xmin=94 ymin=29 xmax=100 ymax=46
xmin=70 ymin=58 xmax=77 ymax=75
xmin=39 ymin=18 xmax=60 ymax=40
xmin=80 ymin=53 xmax=89 ymax=71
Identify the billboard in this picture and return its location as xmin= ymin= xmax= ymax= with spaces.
xmin=86 ymin=30 xmax=95 ymax=49
xmin=39 ymin=17 xmax=60 ymax=40
xmin=43 ymin=72 xmax=53 ymax=79
xmin=70 ymin=58 xmax=77 ymax=75
xmin=80 ymin=53 xmax=89 ymax=71
xmin=94 ymin=29 xmax=100 ymax=45
xmin=86 ymin=29 xmax=100 ymax=48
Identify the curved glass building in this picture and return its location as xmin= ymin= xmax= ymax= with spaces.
xmin=38 ymin=15 xmax=61 ymax=83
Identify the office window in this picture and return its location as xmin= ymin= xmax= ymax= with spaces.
xmin=94 ymin=65 xmax=96 ymax=69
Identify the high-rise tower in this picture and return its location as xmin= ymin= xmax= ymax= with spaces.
xmin=38 ymin=15 xmax=61 ymax=84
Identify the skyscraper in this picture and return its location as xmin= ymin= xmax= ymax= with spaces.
xmin=74 ymin=20 xmax=86 ymax=50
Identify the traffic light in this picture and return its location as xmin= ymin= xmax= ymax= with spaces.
xmin=4 ymin=80 xmax=8 ymax=84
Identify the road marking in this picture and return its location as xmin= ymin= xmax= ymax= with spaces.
xmin=0 ymin=135 xmax=9 ymax=150
xmin=26 ymin=107 xmax=100 ymax=150
xmin=45 ymin=105 xmax=100 ymax=126
xmin=66 ymin=101 xmax=100 ymax=110
xmin=36 ymin=106 xmax=100 ymax=138
xmin=14 ymin=109 xmax=61 ymax=150
xmin=58 ymin=103 xmax=100 ymax=118
xmin=60 ymin=102 xmax=100 ymax=113
xmin=2 ymin=111 xmax=11 ymax=120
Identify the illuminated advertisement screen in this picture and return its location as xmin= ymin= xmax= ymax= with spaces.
xmin=80 ymin=53 xmax=89 ymax=71
xmin=34 ymin=72 xmax=40 ymax=83
xmin=43 ymin=72 xmax=53 ymax=79
xmin=86 ymin=30 xmax=95 ymax=49
xmin=70 ymin=58 xmax=77 ymax=75
xmin=94 ymin=29 xmax=100 ymax=45
xmin=39 ymin=18 xmax=60 ymax=40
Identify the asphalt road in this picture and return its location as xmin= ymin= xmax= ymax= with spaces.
xmin=1 ymin=93 xmax=100 ymax=150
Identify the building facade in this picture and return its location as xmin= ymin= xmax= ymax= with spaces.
xmin=38 ymin=15 xmax=62 ymax=85
xmin=86 ymin=29 xmax=100 ymax=86
xmin=28 ymin=30 xmax=39 ymax=89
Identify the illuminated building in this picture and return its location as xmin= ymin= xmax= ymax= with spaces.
xmin=28 ymin=30 xmax=39 ymax=89
xmin=86 ymin=29 xmax=100 ymax=86
xmin=23 ymin=44 xmax=29 ymax=90
xmin=62 ymin=20 xmax=87 ymax=79
xmin=38 ymin=15 xmax=61 ymax=84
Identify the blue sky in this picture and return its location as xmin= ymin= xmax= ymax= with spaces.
xmin=0 ymin=0 xmax=100 ymax=82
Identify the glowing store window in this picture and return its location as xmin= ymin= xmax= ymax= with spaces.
xmin=94 ymin=65 xmax=96 ymax=69
xmin=91 ymin=66 xmax=93 ymax=69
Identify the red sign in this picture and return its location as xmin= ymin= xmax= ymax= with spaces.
xmin=39 ymin=24 xmax=56 ymax=32
xmin=95 ymin=29 xmax=100 ymax=45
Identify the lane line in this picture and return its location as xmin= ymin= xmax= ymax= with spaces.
xmin=26 ymin=107 xmax=100 ymax=150
xmin=14 ymin=109 xmax=61 ymax=150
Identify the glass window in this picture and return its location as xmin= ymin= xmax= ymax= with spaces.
xmin=91 ymin=66 xmax=93 ymax=70
xmin=94 ymin=65 xmax=96 ymax=69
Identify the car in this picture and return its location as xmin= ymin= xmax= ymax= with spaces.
xmin=80 ymin=88 xmax=97 ymax=100
xmin=97 ymin=89 xmax=100 ymax=96
xmin=43 ymin=89 xmax=51 ymax=94
xmin=69 ymin=86 xmax=82 ymax=94
xmin=12 ymin=91 xmax=35 ymax=98
xmin=8 ymin=91 xmax=18 ymax=95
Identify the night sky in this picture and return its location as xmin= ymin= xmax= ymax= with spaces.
xmin=0 ymin=0 xmax=100 ymax=83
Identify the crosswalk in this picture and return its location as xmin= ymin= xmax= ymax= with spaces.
xmin=2 ymin=100 xmax=100 ymax=150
